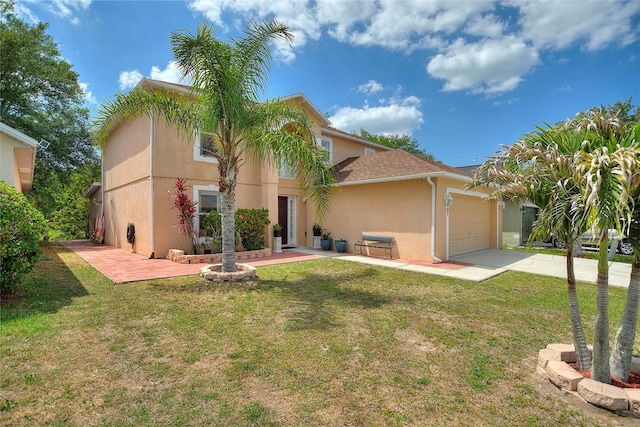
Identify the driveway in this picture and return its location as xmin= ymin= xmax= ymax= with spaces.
xmin=451 ymin=249 xmax=631 ymax=288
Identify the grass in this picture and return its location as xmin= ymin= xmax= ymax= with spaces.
xmin=1 ymin=243 xmax=639 ymax=426
xmin=513 ymin=245 xmax=634 ymax=264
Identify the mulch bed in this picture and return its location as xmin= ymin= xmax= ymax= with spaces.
xmin=570 ymin=364 xmax=640 ymax=388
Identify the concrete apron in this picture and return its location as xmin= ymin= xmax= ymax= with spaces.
xmin=292 ymin=247 xmax=631 ymax=288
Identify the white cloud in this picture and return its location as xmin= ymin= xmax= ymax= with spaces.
xmin=426 ymin=37 xmax=540 ymax=94
xmin=150 ymin=61 xmax=191 ymax=85
xmin=118 ymin=61 xmax=192 ymax=91
xmin=14 ymin=2 xmax=40 ymax=23
xmin=79 ymin=82 xmax=98 ymax=105
xmin=184 ymin=0 xmax=639 ymax=95
xmin=329 ymin=96 xmax=423 ymax=135
xmin=515 ymin=0 xmax=640 ymax=51
xmin=118 ymin=70 xmax=143 ymax=91
xmin=464 ymin=13 xmax=505 ymax=38
xmin=357 ymin=80 xmax=383 ymax=95
xmin=48 ymin=0 xmax=91 ymax=25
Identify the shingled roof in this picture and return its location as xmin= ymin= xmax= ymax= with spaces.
xmin=333 ymin=149 xmax=471 ymax=185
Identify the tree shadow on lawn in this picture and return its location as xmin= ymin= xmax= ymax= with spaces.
xmin=256 ymin=268 xmax=408 ymax=331
xmin=149 ymin=264 xmax=411 ymax=331
xmin=1 ymin=243 xmax=89 ymax=323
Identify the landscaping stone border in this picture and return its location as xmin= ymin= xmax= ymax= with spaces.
xmin=537 ymin=343 xmax=640 ymax=415
xmin=199 ymin=263 xmax=256 ymax=282
xmin=167 ymin=248 xmax=272 ymax=264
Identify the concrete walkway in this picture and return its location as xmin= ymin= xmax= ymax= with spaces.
xmin=293 ymin=247 xmax=631 ymax=289
xmin=61 ymin=241 xmax=631 ymax=288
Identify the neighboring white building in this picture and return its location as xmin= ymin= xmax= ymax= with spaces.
xmin=0 ymin=122 xmax=39 ymax=193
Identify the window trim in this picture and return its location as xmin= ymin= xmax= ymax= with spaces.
xmin=193 ymin=184 xmax=220 ymax=240
xmin=316 ymin=136 xmax=333 ymax=163
xmin=193 ymin=131 xmax=218 ymax=163
xmin=279 ymin=158 xmax=296 ymax=179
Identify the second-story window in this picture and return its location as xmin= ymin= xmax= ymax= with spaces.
xmin=364 ymin=147 xmax=375 ymax=155
xmin=279 ymin=158 xmax=295 ymax=179
xmin=200 ymin=132 xmax=217 ymax=157
xmin=194 ymin=131 xmax=218 ymax=163
xmin=317 ymin=137 xmax=333 ymax=163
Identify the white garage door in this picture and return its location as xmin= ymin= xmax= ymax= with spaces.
xmin=449 ymin=194 xmax=491 ymax=256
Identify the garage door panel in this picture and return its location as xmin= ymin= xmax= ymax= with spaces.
xmin=449 ymin=195 xmax=490 ymax=256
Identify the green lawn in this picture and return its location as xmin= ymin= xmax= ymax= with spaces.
xmin=514 ymin=245 xmax=635 ymax=264
xmin=1 ymin=243 xmax=638 ymax=426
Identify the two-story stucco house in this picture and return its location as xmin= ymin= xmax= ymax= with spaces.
xmin=97 ymin=78 xmax=501 ymax=262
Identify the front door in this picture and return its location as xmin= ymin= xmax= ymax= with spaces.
xmin=278 ymin=196 xmax=288 ymax=245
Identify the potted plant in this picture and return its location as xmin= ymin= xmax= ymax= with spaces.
xmin=335 ymin=238 xmax=348 ymax=253
xmin=273 ymin=223 xmax=282 ymax=237
xmin=312 ymin=223 xmax=322 ymax=236
xmin=321 ymin=229 xmax=332 ymax=250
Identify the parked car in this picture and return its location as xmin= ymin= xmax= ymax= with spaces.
xmin=552 ymin=229 xmax=634 ymax=256
xmin=579 ymin=229 xmax=634 ymax=255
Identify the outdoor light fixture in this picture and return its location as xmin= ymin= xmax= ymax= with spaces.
xmin=444 ymin=193 xmax=453 ymax=206
xmin=38 ymin=139 xmax=50 ymax=150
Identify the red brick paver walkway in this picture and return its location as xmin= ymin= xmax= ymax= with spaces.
xmin=61 ymin=240 xmax=322 ymax=284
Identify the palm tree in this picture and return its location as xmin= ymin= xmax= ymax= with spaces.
xmin=94 ymin=20 xmax=336 ymax=272
xmin=611 ymin=205 xmax=640 ymax=381
xmin=475 ymin=106 xmax=640 ymax=382
xmin=570 ymin=110 xmax=640 ymax=382
xmin=472 ymin=127 xmax=593 ymax=371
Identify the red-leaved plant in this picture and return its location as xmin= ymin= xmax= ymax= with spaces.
xmin=168 ymin=177 xmax=198 ymax=253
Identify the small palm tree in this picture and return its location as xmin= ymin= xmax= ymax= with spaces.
xmin=472 ymin=127 xmax=592 ymax=371
xmin=570 ymin=109 xmax=640 ymax=382
xmin=94 ymin=20 xmax=336 ymax=272
xmin=475 ymin=106 xmax=640 ymax=383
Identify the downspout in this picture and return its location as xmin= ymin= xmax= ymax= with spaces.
xmin=149 ymin=112 xmax=155 ymax=259
xmin=427 ymin=177 xmax=442 ymax=263
xmin=100 ymin=154 xmax=105 ymax=243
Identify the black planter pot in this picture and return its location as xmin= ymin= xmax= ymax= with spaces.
xmin=274 ymin=230 xmax=282 ymax=237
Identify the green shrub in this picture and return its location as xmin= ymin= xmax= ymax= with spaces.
xmin=0 ymin=181 xmax=46 ymax=291
xmin=200 ymin=208 xmax=268 ymax=252
xmin=235 ymin=208 xmax=270 ymax=251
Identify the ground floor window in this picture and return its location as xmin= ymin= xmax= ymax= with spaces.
xmin=193 ymin=185 xmax=220 ymax=239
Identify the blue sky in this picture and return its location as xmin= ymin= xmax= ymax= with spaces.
xmin=16 ymin=0 xmax=640 ymax=166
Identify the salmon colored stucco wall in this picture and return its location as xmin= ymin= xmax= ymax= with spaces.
xmin=102 ymin=117 xmax=151 ymax=255
xmin=320 ymin=179 xmax=432 ymax=260
xmin=328 ymin=133 xmax=378 ymax=164
xmin=316 ymin=176 xmax=501 ymax=262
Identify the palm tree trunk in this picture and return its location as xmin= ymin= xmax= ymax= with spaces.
xmin=610 ymin=260 xmax=640 ymax=381
xmin=220 ymin=190 xmax=236 ymax=272
xmin=592 ymin=236 xmax=611 ymax=383
xmin=566 ymin=247 xmax=591 ymax=371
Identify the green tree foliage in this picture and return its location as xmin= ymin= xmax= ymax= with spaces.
xmin=0 ymin=181 xmax=46 ymax=291
xmin=355 ymin=129 xmax=436 ymax=160
xmin=0 ymin=1 xmax=99 ymax=237
xmin=50 ymin=163 xmax=101 ymax=240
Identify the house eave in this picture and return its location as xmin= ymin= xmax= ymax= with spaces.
xmin=279 ymin=93 xmax=331 ymax=126
xmin=337 ymin=171 xmax=471 ymax=187
xmin=83 ymin=182 xmax=102 ymax=199
xmin=0 ymin=122 xmax=39 ymax=148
